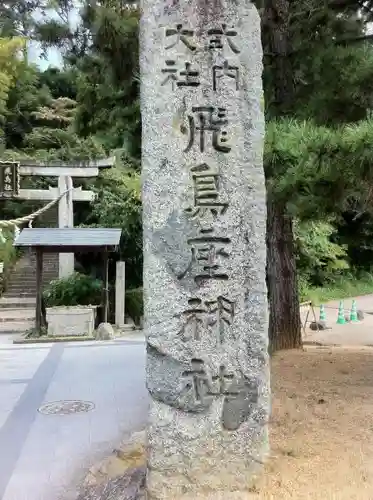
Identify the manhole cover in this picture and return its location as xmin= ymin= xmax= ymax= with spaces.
xmin=38 ymin=400 xmax=95 ymax=415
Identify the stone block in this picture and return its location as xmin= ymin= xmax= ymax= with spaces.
xmin=46 ymin=306 xmax=96 ymax=336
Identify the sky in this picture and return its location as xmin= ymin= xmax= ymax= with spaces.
xmin=29 ymin=43 xmax=63 ymax=69
xmin=28 ymin=4 xmax=81 ymax=70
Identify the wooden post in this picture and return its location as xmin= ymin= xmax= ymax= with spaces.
xmin=103 ymin=248 xmax=109 ymax=323
xmin=35 ymin=248 xmax=43 ymax=331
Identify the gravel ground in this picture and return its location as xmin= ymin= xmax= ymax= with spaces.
xmin=254 ymin=347 xmax=373 ymax=499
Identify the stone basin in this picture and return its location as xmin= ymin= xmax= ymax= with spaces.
xmin=46 ymin=306 xmax=97 ymax=337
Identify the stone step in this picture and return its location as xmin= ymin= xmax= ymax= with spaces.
xmin=5 ymin=293 xmax=48 ymax=298
xmin=0 ymin=320 xmax=34 ymax=332
xmin=2 ymin=250 xmax=59 ymax=305
xmin=6 ymin=275 xmax=57 ymax=283
xmin=0 ymin=308 xmax=35 ymax=322
xmin=3 ymin=289 xmax=39 ymax=295
xmin=14 ymin=266 xmax=56 ymax=271
xmin=0 ymin=297 xmax=36 ymax=308
xmin=4 ymin=290 xmax=38 ymax=296
xmin=6 ymin=280 xmax=56 ymax=288
xmin=7 ymin=279 xmax=57 ymax=284
xmin=10 ymin=265 xmax=57 ymax=271
xmin=5 ymin=285 xmax=52 ymax=292
xmin=6 ymin=276 xmax=56 ymax=283
xmin=12 ymin=267 xmax=57 ymax=272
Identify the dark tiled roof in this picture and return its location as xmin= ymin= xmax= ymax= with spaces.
xmin=18 ymin=157 xmax=115 ymax=168
xmin=15 ymin=228 xmax=121 ymax=248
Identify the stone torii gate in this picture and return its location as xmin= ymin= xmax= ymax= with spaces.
xmin=1 ymin=158 xmax=115 ymax=278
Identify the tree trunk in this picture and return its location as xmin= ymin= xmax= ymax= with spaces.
xmin=266 ymin=197 xmax=302 ymax=352
xmin=263 ymin=0 xmax=302 ymax=351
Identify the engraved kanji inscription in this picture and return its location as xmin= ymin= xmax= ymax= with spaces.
xmin=213 ymin=60 xmax=239 ymax=91
xmin=205 ymin=296 xmax=235 ymax=344
xmin=4 ymin=168 xmax=12 ymax=190
xmin=188 ymin=233 xmax=230 ymax=282
xmin=0 ymin=162 xmax=19 ymax=198
xmin=182 ymin=358 xmax=210 ymax=404
xmin=179 ymin=298 xmax=206 ymax=341
xmin=208 ymin=24 xmax=240 ymax=54
xmin=165 ymin=24 xmax=196 ymax=51
xmin=185 ymin=163 xmax=228 ymax=219
xmin=161 ymin=61 xmax=200 ymax=90
xmin=179 ymin=296 xmax=235 ymax=344
xmin=178 ymin=231 xmax=231 ymax=283
xmin=208 ymin=365 xmax=239 ymax=399
xmin=184 ymin=106 xmax=231 ymax=153
xmin=182 ymin=359 xmax=238 ymax=406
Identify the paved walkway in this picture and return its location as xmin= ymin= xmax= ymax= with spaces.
xmin=302 ymin=294 xmax=373 ymax=346
xmin=0 ymin=338 xmax=147 ymax=500
xmin=1 ymin=294 xmax=372 ymax=499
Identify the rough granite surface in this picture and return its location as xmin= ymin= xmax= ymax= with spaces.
xmin=76 ymin=466 xmax=146 ymax=500
xmin=95 ymin=322 xmax=115 ymax=340
xmin=140 ymin=0 xmax=269 ymax=498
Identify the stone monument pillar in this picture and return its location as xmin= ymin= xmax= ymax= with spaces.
xmin=115 ymin=261 xmax=126 ymax=327
xmin=58 ymin=175 xmax=74 ymax=278
xmin=141 ymin=1 xmax=269 ymax=498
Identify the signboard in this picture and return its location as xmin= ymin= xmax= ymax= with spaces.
xmin=0 ymin=162 xmax=20 ymax=198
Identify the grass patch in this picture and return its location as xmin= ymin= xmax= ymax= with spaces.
xmin=301 ymin=275 xmax=373 ymax=305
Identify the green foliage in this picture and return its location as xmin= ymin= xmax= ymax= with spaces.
xmin=84 ymin=160 xmax=142 ymax=287
xmin=43 ymin=272 xmax=102 ymax=307
xmin=300 ymin=272 xmax=373 ymax=305
xmin=32 ymin=0 xmax=87 ymax=59
xmin=0 ymin=0 xmax=46 ymax=38
xmin=294 ymin=219 xmax=349 ymax=287
xmin=265 ymin=118 xmax=373 ymax=221
xmin=74 ymin=2 xmax=140 ymax=157
xmin=0 ymin=230 xmax=17 ymax=265
xmin=296 ymin=45 xmax=373 ymax=125
xmin=125 ymin=287 xmax=143 ymax=325
xmin=0 ymin=37 xmax=25 ymax=128
xmin=39 ymin=67 xmax=77 ymax=100
xmin=261 ymin=0 xmax=373 ymax=312
xmin=0 ymin=229 xmax=19 ymax=295
xmin=3 ymin=0 xmax=373 ymax=316
xmin=4 ymin=62 xmax=47 ymax=149
xmin=337 ymin=212 xmax=373 ymax=271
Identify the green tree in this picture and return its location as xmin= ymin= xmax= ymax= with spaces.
xmin=294 ymin=219 xmax=349 ymax=288
xmin=34 ymin=0 xmax=141 ymax=156
xmin=0 ymin=1 xmax=43 ymax=37
xmin=4 ymin=63 xmax=46 ymax=149
xmin=39 ymin=67 xmax=77 ymax=100
xmin=74 ymin=1 xmax=140 ymax=156
xmin=0 ymin=37 xmax=25 ymax=135
xmin=261 ymin=0 xmax=373 ymax=351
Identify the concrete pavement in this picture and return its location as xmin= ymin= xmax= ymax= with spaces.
xmin=0 ymin=338 xmax=147 ymax=500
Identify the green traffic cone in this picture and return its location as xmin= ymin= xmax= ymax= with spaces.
xmin=350 ymin=299 xmax=359 ymax=322
xmin=319 ymin=304 xmax=326 ymax=322
xmin=336 ymin=301 xmax=346 ymax=324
